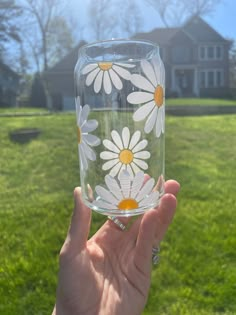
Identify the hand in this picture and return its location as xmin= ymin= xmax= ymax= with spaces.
xmin=52 ymin=180 xmax=180 ymax=315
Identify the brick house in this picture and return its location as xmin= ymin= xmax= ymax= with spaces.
xmin=45 ymin=16 xmax=231 ymax=110
xmin=0 ymin=61 xmax=19 ymax=107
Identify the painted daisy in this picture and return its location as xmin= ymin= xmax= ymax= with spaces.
xmin=100 ymin=126 xmax=150 ymax=178
xmin=127 ymin=57 xmax=165 ymax=137
xmin=76 ymin=96 xmax=101 ymax=170
xmin=82 ymin=62 xmax=135 ymax=95
xmin=93 ymin=170 xmax=160 ymax=212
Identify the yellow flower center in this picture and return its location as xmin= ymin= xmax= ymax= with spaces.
xmin=77 ymin=127 xmax=82 ymax=144
xmin=119 ymin=149 xmax=133 ymax=164
xmin=118 ymin=198 xmax=139 ymax=210
xmin=98 ymin=62 xmax=113 ymax=71
xmin=154 ymin=85 xmax=164 ymax=107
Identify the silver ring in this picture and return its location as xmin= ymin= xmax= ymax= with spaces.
xmin=108 ymin=216 xmax=126 ymax=231
xmin=152 ymin=246 xmax=160 ymax=265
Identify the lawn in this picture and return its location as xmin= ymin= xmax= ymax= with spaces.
xmin=166 ymin=98 xmax=236 ymax=106
xmin=0 ymin=112 xmax=236 ymax=315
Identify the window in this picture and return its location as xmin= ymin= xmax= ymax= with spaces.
xmin=207 ymin=47 xmax=214 ymax=59
xmin=199 ymin=69 xmax=224 ymax=88
xmin=199 ymin=45 xmax=223 ymax=60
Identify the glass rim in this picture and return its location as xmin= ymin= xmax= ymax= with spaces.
xmin=78 ymin=38 xmax=160 ymax=62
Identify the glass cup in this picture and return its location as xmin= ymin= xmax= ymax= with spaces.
xmin=74 ymin=39 xmax=165 ymax=216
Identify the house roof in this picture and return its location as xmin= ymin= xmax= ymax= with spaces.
xmin=183 ymin=16 xmax=229 ymax=43
xmin=46 ymin=40 xmax=87 ymax=74
xmin=133 ymin=27 xmax=178 ymax=45
xmin=134 ymin=16 xmax=230 ymax=46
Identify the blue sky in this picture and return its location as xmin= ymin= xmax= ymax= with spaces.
xmin=71 ymin=0 xmax=235 ymax=42
xmin=141 ymin=0 xmax=235 ymax=40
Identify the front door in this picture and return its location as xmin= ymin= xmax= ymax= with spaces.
xmin=175 ymin=69 xmax=194 ymax=97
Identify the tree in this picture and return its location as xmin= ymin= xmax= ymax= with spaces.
xmin=19 ymin=0 xmax=74 ymax=72
xmin=119 ymin=0 xmax=143 ymax=37
xmin=87 ymin=0 xmax=143 ymax=40
xmin=0 ymin=0 xmax=22 ymax=57
xmin=145 ymin=0 xmax=222 ymax=27
xmin=87 ymin=0 xmax=117 ymax=40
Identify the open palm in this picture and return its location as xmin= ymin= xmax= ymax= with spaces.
xmin=53 ymin=180 xmax=180 ymax=315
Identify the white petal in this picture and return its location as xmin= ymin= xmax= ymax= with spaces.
xmin=113 ymin=65 xmax=131 ymax=80
xmin=80 ymin=104 xmax=90 ymax=126
xmin=100 ymin=151 xmax=119 ymax=160
xmin=155 ymin=109 xmax=162 ymax=138
xmin=130 ymin=162 xmax=141 ymax=174
xmin=118 ymin=164 xmax=127 ymax=180
xmin=132 ymin=139 xmax=148 ymax=153
xmin=103 ymin=139 xmax=120 ymax=153
xmin=93 ymin=199 xmax=115 ymax=210
xmin=139 ymin=191 xmax=160 ymax=207
xmin=136 ymin=178 xmax=155 ymax=202
xmin=130 ymin=171 xmax=145 ymax=199
xmin=115 ymin=62 xmax=135 ymax=68
xmin=81 ymin=141 xmax=96 ymax=161
xmin=130 ymin=74 xmax=155 ymax=93
xmin=144 ymin=107 xmax=158 ymax=134
xmin=105 ymin=175 xmax=123 ymax=200
xmin=109 ymin=162 xmax=122 ymax=177
xmin=76 ymin=102 xmax=82 ymax=126
xmin=85 ymin=68 xmax=100 ymax=86
xmin=129 ymin=131 xmax=141 ymax=150
xmin=83 ymin=134 xmax=101 ymax=146
xmin=82 ymin=63 xmax=98 ymax=75
xmin=119 ymin=170 xmax=131 ymax=198
xmin=111 ymin=130 xmax=124 ymax=150
xmin=82 ymin=119 xmax=98 ymax=133
xmin=126 ymin=164 xmax=134 ymax=178
xmin=127 ymin=92 xmax=154 ymax=105
xmin=102 ymin=159 xmax=119 ymax=171
xmin=94 ymin=70 xmax=103 ymax=93
xmin=109 ymin=69 xmax=123 ymax=90
xmin=141 ymin=59 xmax=157 ymax=87
xmin=79 ymin=145 xmax=88 ymax=170
xmin=122 ymin=127 xmax=130 ymax=149
xmin=152 ymin=56 xmax=161 ymax=84
xmin=160 ymin=60 xmax=165 ymax=84
xmin=103 ymin=71 xmax=112 ymax=94
xmin=132 ymin=101 xmax=155 ymax=122
xmin=134 ymin=151 xmax=150 ymax=159
xmin=133 ymin=158 xmax=148 ymax=170
xmin=95 ymin=186 xmax=118 ymax=204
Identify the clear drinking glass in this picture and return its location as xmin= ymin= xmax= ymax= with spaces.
xmin=74 ymin=39 xmax=165 ymax=216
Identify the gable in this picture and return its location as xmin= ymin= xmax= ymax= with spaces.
xmin=170 ymin=29 xmax=196 ymax=45
xmin=47 ymin=40 xmax=87 ymax=74
xmin=184 ymin=16 xmax=227 ymax=43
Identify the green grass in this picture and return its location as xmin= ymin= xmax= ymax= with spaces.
xmin=0 ymin=107 xmax=50 ymax=114
xmin=0 ymin=113 xmax=236 ymax=314
xmin=166 ymin=98 xmax=236 ymax=106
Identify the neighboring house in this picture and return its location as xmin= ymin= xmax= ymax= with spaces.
xmin=45 ymin=40 xmax=87 ymax=110
xmin=0 ymin=61 xmax=19 ymax=107
xmin=134 ymin=16 xmax=231 ymax=98
xmin=45 ymin=16 xmax=231 ymax=110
